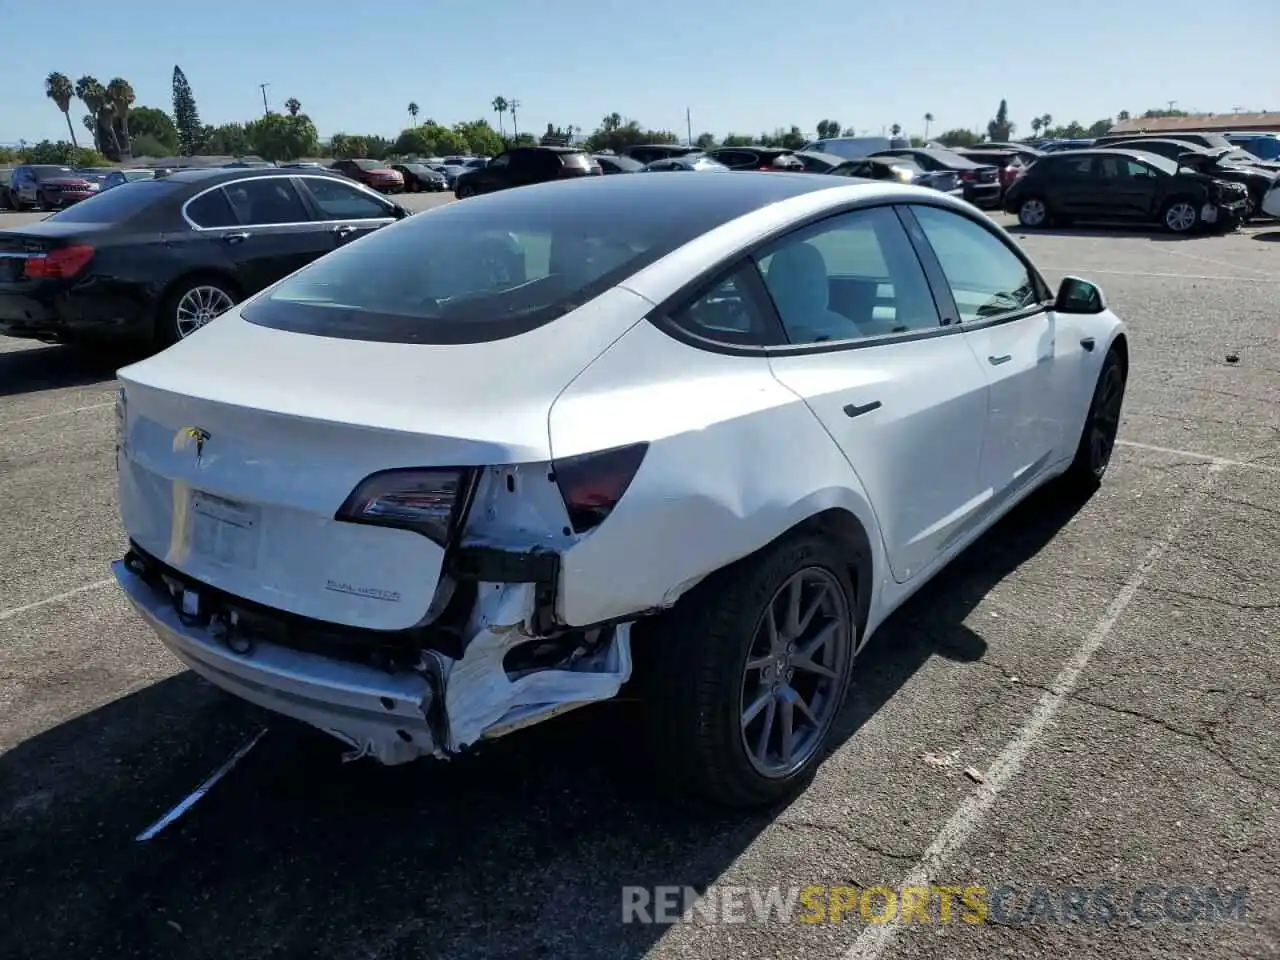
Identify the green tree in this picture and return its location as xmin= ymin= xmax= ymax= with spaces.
xmin=936 ymin=128 xmax=980 ymax=148
xmin=408 ymin=102 xmax=419 ymax=124
xmin=203 ymin=122 xmax=251 ymax=155
xmin=491 ymin=96 xmax=508 ymax=137
xmin=923 ymin=112 xmax=934 ymax=139
xmin=106 ymin=78 xmax=136 ymax=160
xmin=171 ymin=65 xmax=202 ymax=155
xmin=816 ymin=119 xmax=841 ymax=139
xmin=890 ymin=123 xmax=902 ymax=137
xmin=74 ymin=75 xmax=109 ymax=155
xmin=245 ymin=112 xmax=320 ymax=161
xmin=722 ymin=132 xmax=754 ymax=146
xmin=128 ymin=106 xmax=179 ymax=153
xmin=285 ymin=97 xmax=302 ymax=117
xmin=1117 ymin=109 xmax=1131 ymax=122
xmin=695 ymin=131 xmax=717 ymax=149
xmin=19 ymin=139 xmax=107 ymax=166
xmin=44 ymin=72 xmax=79 ymax=149
xmin=455 ymin=119 xmax=503 ymax=156
xmin=986 ymin=99 xmax=1013 ymax=142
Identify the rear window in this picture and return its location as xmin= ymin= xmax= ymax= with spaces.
xmin=46 ymin=179 xmax=180 ymax=222
xmin=241 ymin=184 xmax=713 ymax=344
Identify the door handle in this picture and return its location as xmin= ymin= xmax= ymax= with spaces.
xmin=333 ymin=225 xmax=357 ymax=237
xmin=988 ymin=354 xmax=1012 ymax=365
xmin=222 ymin=232 xmax=250 ymax=244
xmin=1080 ymin=337 xmax=1096 ymax=352
xmin=842 ymin=400 xmax=882 ymax=418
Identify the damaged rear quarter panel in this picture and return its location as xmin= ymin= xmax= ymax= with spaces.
xmin=547 ymin=318 xmax=884 ymax=627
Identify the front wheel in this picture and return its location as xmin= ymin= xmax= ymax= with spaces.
xmin=1062 ymin=346 xmax=1127 ymax=494
xmin=1161 ymin=197 xmax=1200 ymax=234
xmin=638 ymin=535 xmax=859 ymax=808
xmin=455 ymin=184 xmax=476 ymax=199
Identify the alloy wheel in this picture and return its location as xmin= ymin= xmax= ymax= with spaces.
xmin=1088 ymin=362 xmax=1125 ymax=475
xmin=1165 ymin=201 xmax=1197 ymax=233
xmin=739 ymin=566 xmax=852 ymax=779
xmin=175 ymin=285 xmax=236 ymax=339
xmin=1019 ymin=198 xmax=1047 ymax=226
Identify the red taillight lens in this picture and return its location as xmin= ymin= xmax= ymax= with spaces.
xmin=958 ymin=170 xmax=976 ymax=182
xmin=24 ymin=244 xmax=95 ymax=279
xmin=336 ymin=468 xmax=474 ymax=546
xmin=552 ymin=443 xmax=648 ymax=533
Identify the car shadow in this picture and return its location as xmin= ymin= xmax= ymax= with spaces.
xmin=0 ymin=342 xmax=142 ymax=398
xmin=1251 ymin=230 xmax=1280 ymax=242
xmin=0 ymin=481 xmax=1089 ymax=959
xmin=1008 ymin=223 xmax=1221 ymax=242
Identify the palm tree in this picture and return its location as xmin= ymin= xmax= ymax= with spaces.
xmin=408 ymin=102 xmax=419 ymax=125
xmin=1040 ymin=113 xmax=1053 ymax=135
xmin=1031 ymin=117 xmax=1043 ymax=137
xmin=106 ymin=77 xmax=135 ymax=159
xmin=285 ymin=97 xmax=301 ymax=117
xmin=923 ymin=112 xmax=934 ymax=140
xmin=890 ymin=122 xmax=902 ymax=137
xmin=74 ymin=75 xmax=109 ymax=154
xmin=45 ymin=72 xmax=79 ymax=149
xmin=491 ymin=96 xmax=508 ymax=136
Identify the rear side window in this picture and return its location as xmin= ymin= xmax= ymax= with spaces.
xmin=186 ymin=188 xmax=239 ymax=228
xmin=559 ymin=152 xmax=592 ymax=170
xmin=47 ymin=180 xmax=180 ymax=223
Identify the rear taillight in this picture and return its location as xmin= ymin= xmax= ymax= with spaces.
xmin=336 ymin=468 xmax=474 ymax=546
xmin=757 ymin=165 xmax=774 ymax=171
xmin=552 ymin=443 xmax=648 ymax=533
xmin=23 ymin=244 xmax=95 ymax=279
xmin=958 ymin=170 xmax=976 ymax=182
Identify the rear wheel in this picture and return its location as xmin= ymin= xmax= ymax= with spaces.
xmin=638 ymin=534 xmax=859 ymax=808
xmin=1161 ymin=197 xmax=1199 ymax=234
xmin=455 ymin=183 xmax=476 ymax=199
xmin=1017 ymin=196 xmax=1049 ymax=228
xmin=156 ymin=277 xmax=239 ymax=348
xmin=1063 ymin=346 xmax=1127 ymax=494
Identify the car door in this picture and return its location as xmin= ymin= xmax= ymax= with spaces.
xmin=1048 ymin=155 xmax=1099 ymax=217
xmin=295 ymin=175 xmax=399 ymax=249
xmin=1096 ymin=156 xmax=1160 ymax=220
xmin=187 ymin=177 xmax=331 ymax=294
xmin=904 ymin=203 xmax=1062 ymax=505
xmin=757 ymin=204 xmax=992 ymax=584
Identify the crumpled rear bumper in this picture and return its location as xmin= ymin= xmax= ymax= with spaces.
xmin=112 ymin=560 xmax=443 ymax=764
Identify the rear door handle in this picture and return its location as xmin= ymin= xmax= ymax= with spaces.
xmin=843 ymin=400 xmax=882 ymax=418
xmin=222 ymin=232 xmax=251 ymax=244
xmin=333 ymin=225 xmax=357 ymax=237
xmin=988 ymin=354 xmax=1012 ymax=365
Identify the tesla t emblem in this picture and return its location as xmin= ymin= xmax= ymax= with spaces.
xmin=179 ymin=426 xmax=210 ymax=462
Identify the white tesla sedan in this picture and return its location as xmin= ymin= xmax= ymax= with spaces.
xmin=112 ymin=173 xmax=1127 ymax=808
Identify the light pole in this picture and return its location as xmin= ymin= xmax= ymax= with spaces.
xmin=259 ymin=83 xmax=271 ymax=117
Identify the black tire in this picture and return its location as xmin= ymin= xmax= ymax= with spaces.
xmin=1016 ymin=195 xmax=1050 ymax=228
xmin=635 ymin=533 xmax=860 ymax=809
xmin=1160 ymin=196 xmax=1200 ymax=234
xmin=154 ymin=275 xmax=240 ymax=349
xmin=1062 ymin=346 xmax=1127 ymax=494
xmin=39 ymin=191 xmax=55 ymax=213
xmin=455 ymin=183 xmax=476 ymax=199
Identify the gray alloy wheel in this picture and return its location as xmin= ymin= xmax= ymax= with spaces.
xmin=1018 ymin=197 xmax=1048 ymax=227
xmin=174 ymin=284 xmax=237 ymax=339
xmin=1162 ymin=199 xmax=1199 ymax=233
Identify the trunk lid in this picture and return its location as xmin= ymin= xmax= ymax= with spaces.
xmin=0 ymin=223 xmax=110 ymax=283
xmin=116 ymin=288 xmax=648 ymax=631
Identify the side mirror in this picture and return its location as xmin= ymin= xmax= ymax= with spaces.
xmin=1055 ymin=276 xmax=1105 ymax=314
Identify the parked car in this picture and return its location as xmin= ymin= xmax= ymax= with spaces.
xmin=1261 ymin=181 xmax=1280 ymax=218
xmin=1038 ymin=139 xmax=1095 ymax=153
xmin=101 ymin=169 xmax=157 ymax=191
xmin=430 ymin=164 xmax=469 ymax=190
xmin=1093 ymin=131 xmax=1280 ymax=171
xmin=829 ymin=157 xmax=963 ymax=197
xmin=393 ymin=163 xmax=447 ymax=192
xmin=954 ymin=147 xmax=1043 ymax=196
xmin=109 ymin=172 xmax=1128 ymax=809
xmin=870 ymin=148 xmax=1000 ymax=206
xmin=1100 ymin=139 xmax=1279 ymax=216
xmin=7 ymin=164 xmax=100 ymax=211
xmin=594 ymin=153 xmax=645 ymax=174
xmin=705 ymin=146 xmax=805 ymax=171
xmin=798 ymin=135 xmax=911 ymax=161
xmin=621 ymin=144 xmax=703 ymax=165
xmin=1226 ymin=133 xmax=1280 ymax=162
xmin=642 ymin=155 xmax=730 ymax=172
xmin=330 ymin=159 xmax=406 ymax=193
xmin=453 ymin=146 xmax=601 ymax=198
xmin=790 ymin=151 xmax=845 ymax=173
xmin=1003 ymin=148 xmax=1250 ymax=233
xmin=0 ymin=168 xmax=409 ymax=347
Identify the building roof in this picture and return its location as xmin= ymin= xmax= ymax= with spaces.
xmin=1109 ymin=112 xmax=1280 ymax=134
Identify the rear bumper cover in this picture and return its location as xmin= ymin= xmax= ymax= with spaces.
xmin=0 ymin=288 xmax=153 ymax=342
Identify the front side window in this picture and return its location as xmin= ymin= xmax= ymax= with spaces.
xmin=911 ymin=205 xmax=1041 ymax=322
xmin=754 ymin=205 xmax=941 ymax=345
xmin=301 ymin=177 xmax=393 ymax=220
xmin=222 ymin=178 xmax=310 ymax=225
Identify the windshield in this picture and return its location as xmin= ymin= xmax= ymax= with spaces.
xmin=1140 ymin=153 xmax=1179 ymax=176
xmin=32 ymin=166 xmax=74 ymax=178
xmin=1234 ymin=138 xmax=1280 ymax=161
xmin=45 ymin=179 xmax=180 ymax=222
xmin=352 ymin=159 xmax=381 ymax=171
xmin=241 ymin=185 xmax=722 ymax=344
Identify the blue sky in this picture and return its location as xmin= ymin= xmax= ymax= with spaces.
xmin=3 ymin=0 xmax=1274 ymax=146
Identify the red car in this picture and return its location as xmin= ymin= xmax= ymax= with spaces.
xmin=329 ymin=158 xmax=405 ymax=193
xmin=6 ymin=164 xmax=99 ymax=211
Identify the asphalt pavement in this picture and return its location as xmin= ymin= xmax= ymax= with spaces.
xmin=0 ymin=200 xmax=1277 ymax=960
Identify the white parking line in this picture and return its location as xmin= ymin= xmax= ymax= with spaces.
xmin=0 ymin=401 xmax=114 ymax=428
xmin=1159 ymin=245 xmax=1276 ymax=279
xmin=0 ymin=579 xmax=114 ymax=622
xmin=842 ymin=461 xmax=1224 ymax=960
xmin=1117 ymin=439 xmax=1280 ymax=473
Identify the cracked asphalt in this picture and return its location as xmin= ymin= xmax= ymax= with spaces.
xmin=0 ymin=203 xmax=1277 ymax=960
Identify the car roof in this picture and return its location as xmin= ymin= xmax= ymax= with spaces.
xmin=161 ymin=167 xmax=346 ymax=186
